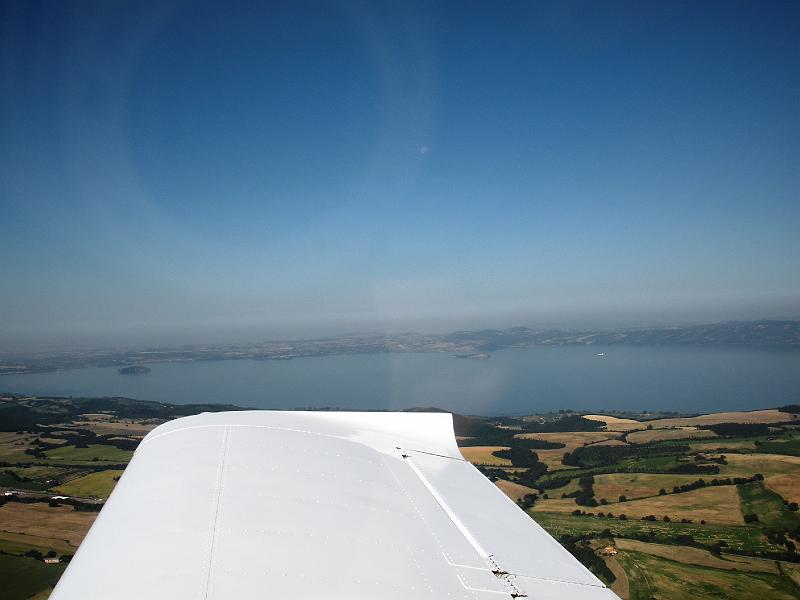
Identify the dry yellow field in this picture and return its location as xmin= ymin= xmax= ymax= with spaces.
xmin=608 ymin=485 xmax=743 ymax=524
xmin=0 ymin=432 xmax=37 ymax=463
xmin=0 ymin=503 xmax=97 ymax=549
xmin=494 ymin=479 xmax=538 ymax=501
xmin=593 ymin=473 xmax=706 ymax=502
xmin=764 ymin=474 xmax=800 ymax=503
xmin=718 ymin=453 xmax=800 ymax=479
xmin=614 ymin=539 xmax=779 ymax=573
xmin=534 ymin=485 xmax=743 ymax=525
xmin=627 ymin=427 xmax=717 ymax=444
xmin=648 ymin=409 xmax=794 ymax=428
xmin=66 ymin=418 xmax=158 ymax=437
xmin=459 ymin=446 xmax=511 ymax=466
xmin=0 ymin=530 xmax=76 ymax=555
xmin=606 ymin=554 xmax=629 ymax=599
xmin=690 ymin=439 xmax=758 ymax=451
xmin=530 ymin=496 xmax=580 ymax=514
xmin=515 ymin=431 xmax=620 ymax=450
xmin=592 ymin=439 xmax=628 ymax=447
xmin=582 ymin=415 xmax=643 ymax=431
xmin=534 ymin=449 xmax=577 ymax=472
xmin=514 ymin=431 xmax=619 ymax=472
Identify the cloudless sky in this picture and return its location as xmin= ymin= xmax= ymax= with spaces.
xmin=1 ymin=0 xmax=798 ymax=348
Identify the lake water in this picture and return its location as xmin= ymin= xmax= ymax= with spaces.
xmin=1 ymin=346 xmax=799 ymax=415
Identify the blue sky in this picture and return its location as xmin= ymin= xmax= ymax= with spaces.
xmin=1 ymin=0 xmax=798 ymax=347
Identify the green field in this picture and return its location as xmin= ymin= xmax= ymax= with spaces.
xmin=0 ymin=471 xmax=49 ymax=491
xmin=617 ymin=550 xmax=798 ymax=600
xmin=0 ymin=554 xmax=66 ymax=600
xmin=758 ymin=439 xmax=800 ymax=456
xmin=531 ymin=511 xmax=785 ymax=555
xmin=51 ymin=469 xmax=123 ymax=499
xmin=43 ymin=444 xmax=133 ymax=463
xmin=537 ymin=455 xmax=686 ymax=488
xmin=0 ymin=466 xmax=81 ymax=492
xmin=738 ymin=481 xmax=800 ymax=530
xmin=13 ymin=466 xmax=77 ymax=480
xmin=0 ymin=530 xmax=76 ymax=557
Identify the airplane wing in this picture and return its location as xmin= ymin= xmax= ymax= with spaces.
xmin=50 ymin=411 xmax=619 ymax=599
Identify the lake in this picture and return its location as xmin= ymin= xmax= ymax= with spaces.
xmin=1 ymin=346 xmax=799 ymax=415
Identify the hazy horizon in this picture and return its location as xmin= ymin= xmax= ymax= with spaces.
xmin=2 ymin=1 xmax=798 ymax=351
xmin=3 ymin=310 xmax=800 ymax=353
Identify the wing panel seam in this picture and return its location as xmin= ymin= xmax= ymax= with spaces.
xmin=201 ymin=425 xmax=230 ymax=600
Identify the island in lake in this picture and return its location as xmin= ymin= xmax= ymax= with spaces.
xmin=118 ymin=366 xmax=151 ymax=375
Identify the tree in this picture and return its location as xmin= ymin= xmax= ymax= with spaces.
xmin=659 ymin=488 xmax=666 ymax=495
xmin=789 ymin=502 xmax=799 ymax=512
xmin=663 ymin=515 xmax=671 ymax=522
xmin=618 ymin=495 xmax=627 ymax=503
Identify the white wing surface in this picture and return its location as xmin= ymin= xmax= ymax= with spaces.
xmin=51 ymin=411 xmax=619 ymax=599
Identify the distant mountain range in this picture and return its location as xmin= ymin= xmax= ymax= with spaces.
xmin=1 ymin=319 xmax=798 ymax=375
xmin=441 ymin=319 xmax=800 ymax=350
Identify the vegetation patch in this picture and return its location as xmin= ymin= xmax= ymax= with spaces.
xmin=647 ymin=410 xmax=794 ymax=428
xmin=43 ymin=444 xmax=133 ymax=463
xmin=706 ymin=423 xmax=770 ymax=437
xmin=720 ymin=454 xmax=800 ymax=480
xmin=51 ymin=469 xmax=124 ymax=499
xmin=515 ymin=431 xmax=620 ymax=450
xmin=757 ymin=439 xmax=800 ymax=456
xmin=563 ymin=442 xmax=692 ymax=469
xmin=627 ymin=428 xmax=717 ymax=444
xmin=593 ymin=473 xmax=707 ymax=503
xmin=531 ymin=511 xmax=785 ymax=555
xmin=0 ymin=554 xmax=66 ymax=600
xmin=616 ymin=549 xmax=798 ymax=600
xmin=614 ymin=539 xmax=780 ymax=573
xmin=537 ymin=485 xmax=745 ymax=525
xmin=737 ymin=481 xmax=800 ymax=530
xmin=582 ymin=415 xmax=643 ymax=432
xmin=459 ymin=446 xmax=512 ymax=466
xmin=491 ymin=446 xmax=543 ymax=467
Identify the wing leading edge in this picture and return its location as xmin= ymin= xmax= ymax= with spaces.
xmin=51 ymin=411 xmax=619 ymax=599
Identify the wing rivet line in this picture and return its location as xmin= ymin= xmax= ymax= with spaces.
xmin=400 ymin=449 xmax=527 ymax=598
